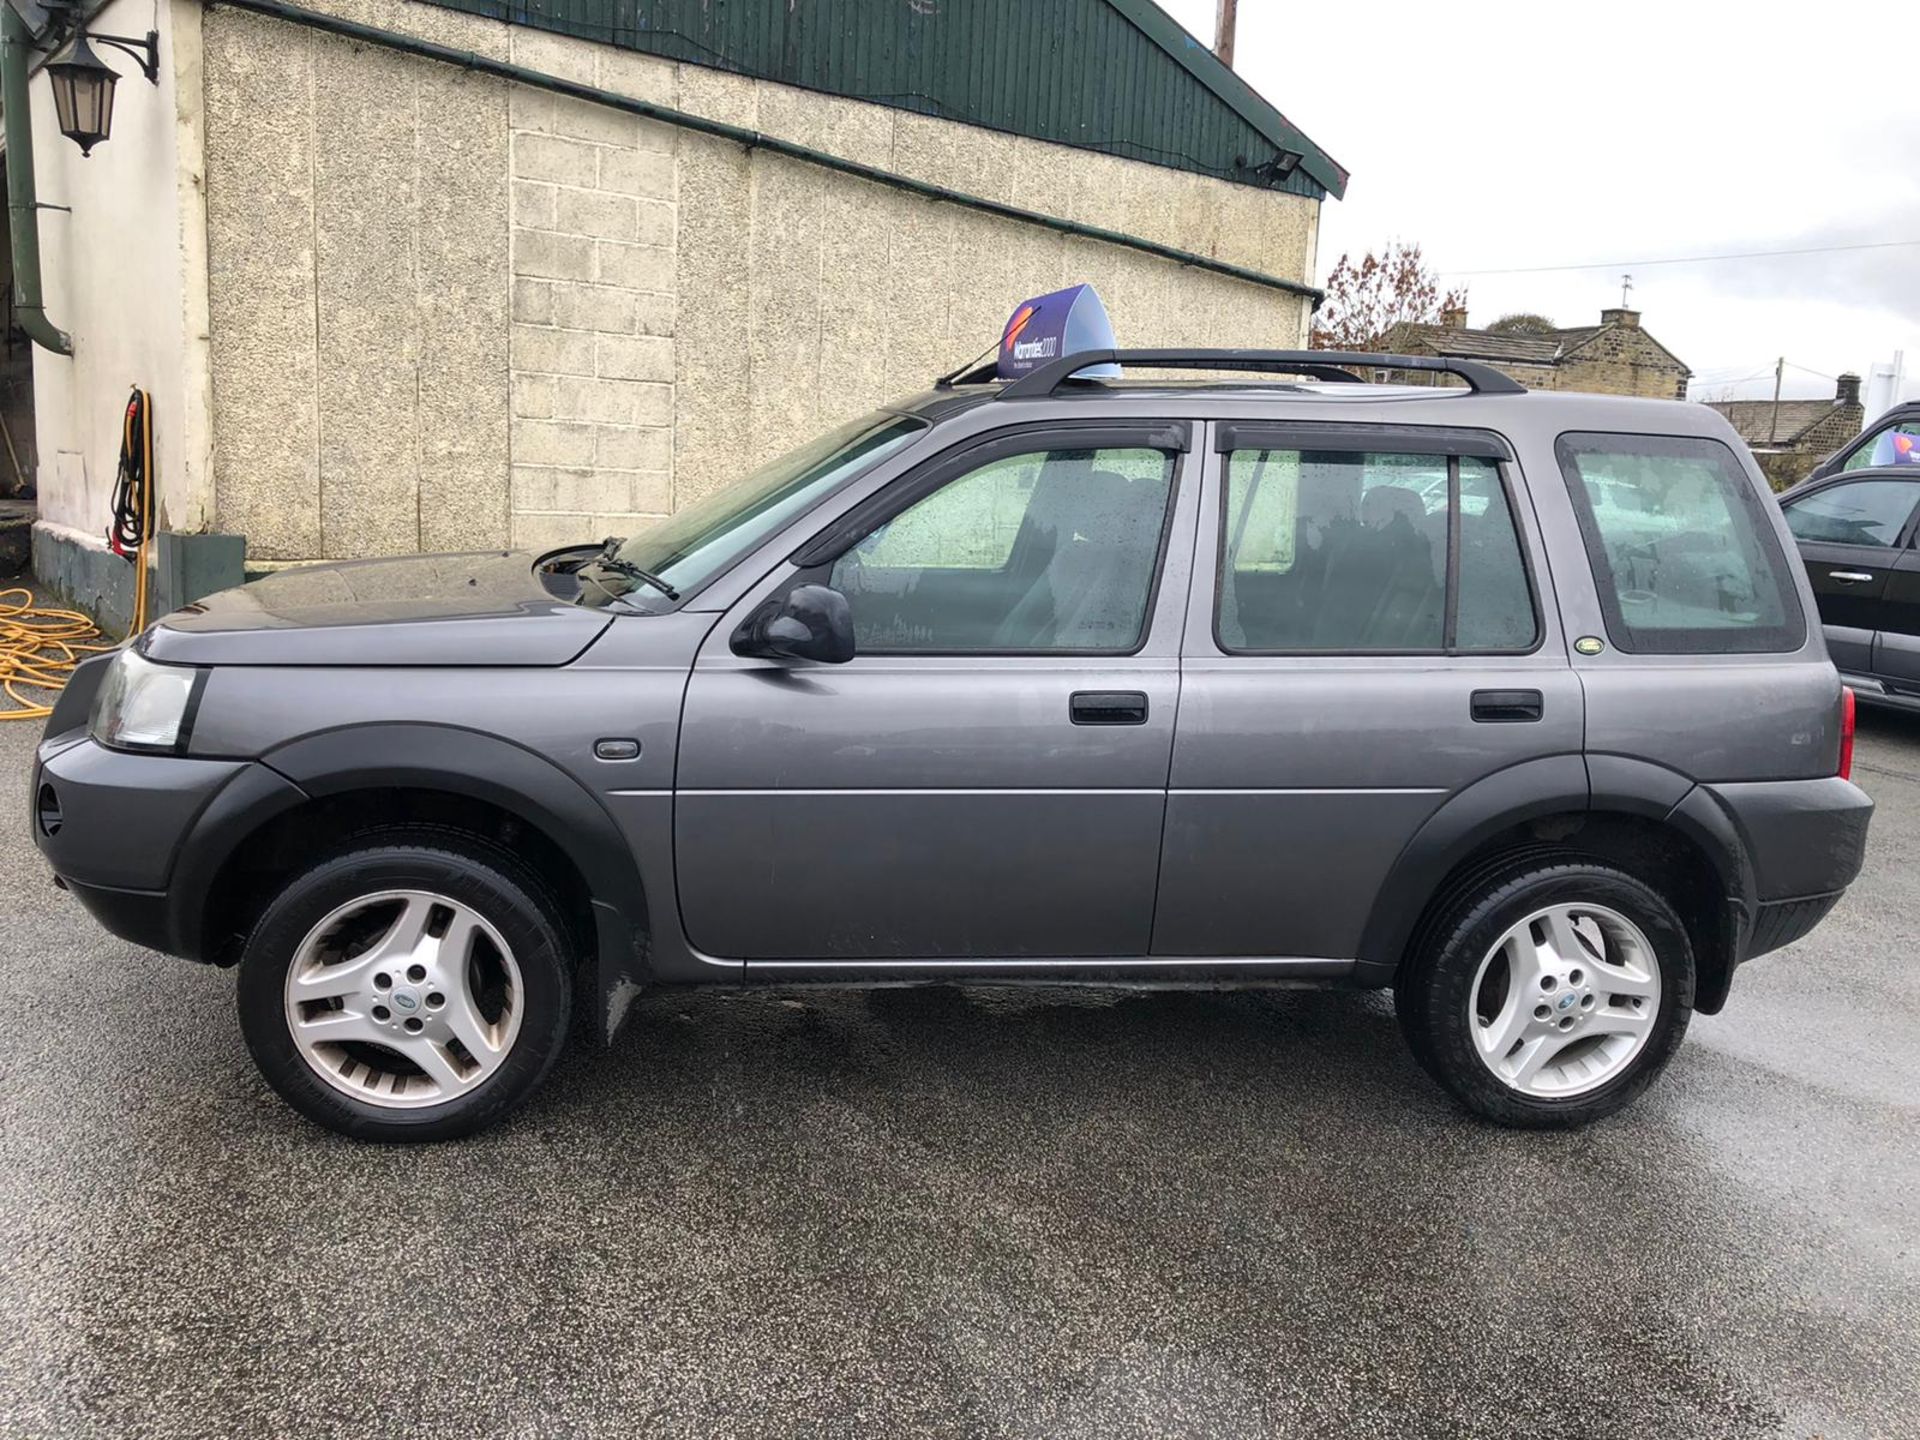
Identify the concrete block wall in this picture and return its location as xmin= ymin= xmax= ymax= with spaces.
xmin=194 ymin=0 xmax=1321 ymax=562
xmin=506 ymin=73 xmax=680 ymax=551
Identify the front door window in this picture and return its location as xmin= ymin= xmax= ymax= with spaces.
xmin=828 ymin=445 xmax=1176 ymax=653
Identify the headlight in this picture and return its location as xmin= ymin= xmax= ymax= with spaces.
xmin=89 ymin=648 xmax=203 ymax=753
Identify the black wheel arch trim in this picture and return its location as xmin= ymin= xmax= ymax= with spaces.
xmin=1356 ymin=753 xmax=1756 ymax=995
xmin=252 ymin=724 xmax=652 ymax=1035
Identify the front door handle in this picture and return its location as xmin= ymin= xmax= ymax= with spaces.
xmin=1830 ymin=571 xmax=1876 ymax=584
xmin=1471 ymin=688 xmax=1543 ymax=723
xmin=1070 ymin=690 xmax=1148 ymax=726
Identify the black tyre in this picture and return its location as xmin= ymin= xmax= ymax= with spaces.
xmin=1395 ymin=861 xmax=1694 ymax=1128
xmin=236 ymin=828 xmax=575 ymax=1142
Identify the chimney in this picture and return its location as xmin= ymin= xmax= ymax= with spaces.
xmin=1837 ymin=372 xmax=1862 ymax=407
xmin=1441 ymin=305 xmax=1469 ymax=330
xmin=1600 ymin=307 xmax=1641 ymax=328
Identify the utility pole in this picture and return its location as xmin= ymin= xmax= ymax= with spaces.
xmin=1769 ymin=356 xmax=1784 ymax=444
xmin=1214 ymin=0 xmax=1238 ymax=67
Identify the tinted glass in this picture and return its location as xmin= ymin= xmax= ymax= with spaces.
xmin=1455 ymin=460 xmax=1538 ymax=649
xmin=616 ymin=412 xmax=925 ymax=595
xmin=1783 ymin=479 xmax=1918 ymax=547
xmin=1219 ymin=449 xmax=1534 ymax=652
xmin=830 ymin=446 xmax=1175 ymax=652
xmin=1556 ymin=433 xmax=1805 ymax=653
xmin=1842 ymin=421 xmax=1920 ymax=471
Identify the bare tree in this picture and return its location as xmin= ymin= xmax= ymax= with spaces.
xmin=1486 ymin=312 xmax=1557 ymax=336
xmin=1311 ymin=242 xmax=1466 ymax=350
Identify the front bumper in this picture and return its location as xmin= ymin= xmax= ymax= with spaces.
xmin=33 ymin=732 xmax=305 ymax=961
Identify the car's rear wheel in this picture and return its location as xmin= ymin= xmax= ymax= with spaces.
xmin=236 ymin=829 xmax=574 ymax=1141
xmin=1396 ymin=861 xmax=1695 ymax=1127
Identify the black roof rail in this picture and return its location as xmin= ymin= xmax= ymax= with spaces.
xmin=996 ymin=348 xmax=1528 ymax=399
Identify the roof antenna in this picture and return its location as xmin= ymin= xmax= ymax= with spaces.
xmin=1620 ymin=273 xmax=1634 ymax=308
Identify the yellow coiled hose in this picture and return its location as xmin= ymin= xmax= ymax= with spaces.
xmin=0 ymin=587 xmax=109 ymax=721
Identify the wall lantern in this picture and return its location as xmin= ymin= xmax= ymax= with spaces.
xmin=45 ymin=26 xmax=157 ymax=156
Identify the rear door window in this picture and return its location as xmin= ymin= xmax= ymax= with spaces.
xmin=1555 ymin=433 xmax=1805 ymax=653
xmin=1217 ymin=445 xmax=1537 ymax=653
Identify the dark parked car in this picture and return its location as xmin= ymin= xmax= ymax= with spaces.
xmin=1800 ymin=400 xmax=1920 ymax=483
xmin=1781 ymin=462 xmax=1920 ymax=707
xmin=33 ymin=347 xmax=1871 ymax=1141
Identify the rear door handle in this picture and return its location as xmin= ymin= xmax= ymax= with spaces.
xmin=1070 ymin=690 xmax=1148 ymax=725
xmin=1471 ymin=688 xmax=1543 ymax=723
xmin=1830 ymin=571 xmax=1875 ymax=583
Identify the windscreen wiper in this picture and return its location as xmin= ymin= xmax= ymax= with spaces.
xmin=589 ymin=536 xmax=680 ymax=602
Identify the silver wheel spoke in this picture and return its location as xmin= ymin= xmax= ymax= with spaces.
xmin=394 ymin=1033 xmax=473 ymax=1091
xmin=1465 ymin=899 xmax=1665 ymax=1100
xmin=1586 ymin=1005 xmax=1654 ymax=1038
xmin=441 ymin=983 xmax=508 ymax=1070
xmin=1507 ymin=1033 xmax=1563 ymax=1089
xmin=292 ymin=1008 xmax=380 ymax=1045
xmin=1590 ymin=956 xmax=1658 ymax=998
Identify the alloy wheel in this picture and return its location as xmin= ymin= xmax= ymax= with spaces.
xmin=1467 ymin=901 xmax=1662 ymax=1098
xmin=282 ymin=889 xmax=524 ymax=1108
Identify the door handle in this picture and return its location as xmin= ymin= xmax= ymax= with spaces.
xmin=1070 ymin=690 xmax=1148 ymax=725
xmin=1471 ymin=688 xmax=1544 ymax=723
xmin=1830 ymin=571 xmax=1875 ymax=583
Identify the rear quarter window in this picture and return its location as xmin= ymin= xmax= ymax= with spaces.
xmin=1555 ymin=433 xmax=1805 ymax=654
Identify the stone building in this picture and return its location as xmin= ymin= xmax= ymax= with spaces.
xmin=1374 ymin=307 xmax=1691 ymax=399
xmin=1707 ymin=375 xmax=1866 ymax=490
xmin=10 ymin=0 xmax=1345 ymax=625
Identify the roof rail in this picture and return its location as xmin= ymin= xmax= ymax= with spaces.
xmin=996 ymin=348 xmax=1528 ymax=399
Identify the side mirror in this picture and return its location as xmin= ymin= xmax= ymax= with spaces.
xmin=731 ymin=583 xmax=856 ymax=664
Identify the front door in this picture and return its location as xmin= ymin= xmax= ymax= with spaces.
xmin=1154 ymin=422 xmax=1583 ymax=960
xmin=1779 ymin=476 xmax=1920 ymax=675
xmin=675 ymin=421 xmax=1196 ymax=967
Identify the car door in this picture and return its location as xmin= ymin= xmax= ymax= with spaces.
xmin=1871 ymin=540 xmax=1920 ymax=693
xmin=1779 ymin=476 xmax=1920 ymax=675
xmin=1153 ymin=421 xmax=1582 ymax=961
xmin=674 ymin=420 xmax=1197 ymax=970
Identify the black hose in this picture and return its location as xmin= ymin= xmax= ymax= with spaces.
xmin=107 ymin=388 xmax=152 ymax=563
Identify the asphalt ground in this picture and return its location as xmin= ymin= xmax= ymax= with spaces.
xmin=2 ymin=697 xmax=1916 ymax=1438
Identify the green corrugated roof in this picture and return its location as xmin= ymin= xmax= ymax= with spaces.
xmin=418 ymin=0 xmax=1346 ymax=200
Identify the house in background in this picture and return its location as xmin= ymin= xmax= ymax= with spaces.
xmin=15 ymin=0 xmax=1346 ymax=629
xmin=1706 ymin=375 xmax=1865 ymax=490
xmin=1374 ymin=307 xmax=1691 ymax=399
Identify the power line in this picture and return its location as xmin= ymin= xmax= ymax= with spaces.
xmin=1443 ymin=238 xmax=1920 ymax=278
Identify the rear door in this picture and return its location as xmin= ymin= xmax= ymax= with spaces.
xmin=675 ymin=420 xmax=1198 ymax=968
xmin=1154 ymin=422 xmax=1582 ymax=961
xmin=1778 ymin=476 xmax=1920 ymax=674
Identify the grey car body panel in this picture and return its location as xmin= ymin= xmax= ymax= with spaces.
xmin=33 ymin=375 xmax=1873 ymax=1041
xmin=675 ymin=418 xmax=1200 ymax=963
xmin=146 ymin=551 xmax=611 ymax=667
xmin=1158 ymin=430 xmax=1585 ymax=960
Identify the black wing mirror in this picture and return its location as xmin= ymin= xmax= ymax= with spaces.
xmin=731 ymin=583 xmax=856 ymax=664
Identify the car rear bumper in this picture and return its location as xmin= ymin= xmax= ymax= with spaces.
xmin=32 ymin=732 xmax=306 ymax=961
xmin=1703 ymin=774 xmax=1872 ymax=962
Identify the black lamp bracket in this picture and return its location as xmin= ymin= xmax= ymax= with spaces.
xmin=83 ymin=28 xmax=158 ymax=84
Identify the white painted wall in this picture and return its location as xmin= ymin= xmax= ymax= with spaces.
xmin=28 ymin=0 xmax=212 ymax=551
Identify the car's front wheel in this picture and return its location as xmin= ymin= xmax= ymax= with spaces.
xmin=1396 ymin=861 xmax=1695 ymax=1127
xmin=236 ymin=829 xmax=574 ymax=1141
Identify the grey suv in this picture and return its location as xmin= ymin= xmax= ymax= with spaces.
xmin=32 ymin=349 xmax=1872 ymax=1140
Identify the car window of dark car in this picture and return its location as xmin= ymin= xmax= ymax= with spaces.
xmin=1782 ymin=479 xmax=1920 ymax=548
xmin=1841 ymin=419 xmax=1920 ymax=472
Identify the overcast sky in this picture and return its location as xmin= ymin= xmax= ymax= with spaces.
xmin=1158 ymin=0 xmax=1920 ymax=406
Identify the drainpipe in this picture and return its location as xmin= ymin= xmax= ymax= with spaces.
xmin=2 ymin=4 xmax=72 ymax=356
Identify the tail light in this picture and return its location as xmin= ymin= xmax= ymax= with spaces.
xmin=1838 ymin=686 xmax=1856 ymax=781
